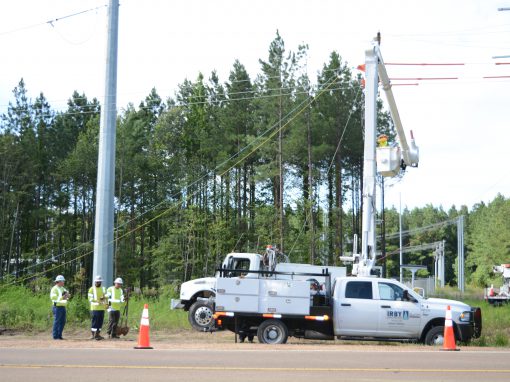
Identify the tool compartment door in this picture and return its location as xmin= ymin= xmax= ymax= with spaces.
xmin=215 ymin=278 xmax=259 ymax=313
xmin=259 ymin=279 xmax=310 ymax=315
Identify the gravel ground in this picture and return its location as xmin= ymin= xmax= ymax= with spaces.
xmin=0 ymin=328 xmax=501 ymax=351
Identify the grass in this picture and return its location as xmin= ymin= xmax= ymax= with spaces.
xmin=431 ymin=285 xmax=510 ymax=348
xmin=1 ymin=284 xmax=509 ymax=347
xmin=0 ymin=284 xmax=188 ymax=333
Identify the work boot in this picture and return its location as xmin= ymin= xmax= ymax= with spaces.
xmin=95 ymin=331 xmax=104 ymax=341
xmin=90 ymin=331 xmax=95 ymax=340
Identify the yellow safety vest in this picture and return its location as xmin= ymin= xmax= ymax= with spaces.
xmin=50 ymin=285 xmax=68 ymax=307
xmin=88 ymin=286 xmax=107 ymax=311
xmin=106 ymin=286 xmax=125 ymax=311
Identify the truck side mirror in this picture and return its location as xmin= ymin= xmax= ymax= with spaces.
xmin=403 ymin=290 xmax=417 ymax=303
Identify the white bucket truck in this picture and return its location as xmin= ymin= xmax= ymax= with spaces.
xmin=172 ymin=35 xmax=482 ymax=344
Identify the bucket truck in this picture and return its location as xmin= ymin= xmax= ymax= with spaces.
xmin=171 ymin=36 xmax=481 ymax=345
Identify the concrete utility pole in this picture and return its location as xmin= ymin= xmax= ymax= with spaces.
xmin=457 ymin=215 xmax=465 ymax=293
xmin=93 ymin=0 xmax=119 ymax=288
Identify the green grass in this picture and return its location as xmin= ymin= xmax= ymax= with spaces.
xmin=0 ymin=284 xmax=188 ymax=333
xmin=432 ymin=285 xmax=510 ymax=348
xmin=1 ymin=284 xmax=510 ymax=347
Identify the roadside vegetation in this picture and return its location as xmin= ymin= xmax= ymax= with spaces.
xmin=0 ymin=284 xmax=188 ymax=334
xmin=1 ymin=284 xmax=509 ymax=347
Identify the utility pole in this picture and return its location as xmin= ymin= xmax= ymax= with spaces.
xmin=380 ymin=176 xmax=386 ymax=278
xmin=399 ymin=193 xmax=403 ymax=283
xmin=457 ymin=215 xmax=465 ymax=293
xmin=93 ymin=0 xmax=119 ymax=288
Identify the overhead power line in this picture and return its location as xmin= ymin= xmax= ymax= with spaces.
xmin=1 ymin=72 xmax=343 ymax=284
xmin=0 ymin=4 xmax=107 ymax=37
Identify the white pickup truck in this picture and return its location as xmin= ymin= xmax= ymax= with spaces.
xmin=171 ymin=251 xmax=482 ymax=345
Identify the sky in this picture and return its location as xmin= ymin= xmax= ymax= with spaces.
xmin=1 ymin=0 xmax=509 ymax=211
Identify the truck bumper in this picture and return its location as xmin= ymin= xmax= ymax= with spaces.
xmin=171 ymin=299 xmax=185 ymax=310
xmin=456 ymin=322 xmax=475 ymax=342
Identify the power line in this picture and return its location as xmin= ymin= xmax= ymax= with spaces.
xmin=0 ymin=67 xmax=348 ymax=109
xmin=1 ymin=72 xmax=344 ymax=283
xmin=0 ymin=5 xmax=107 ymax=37
xmin=1 ymin=84 xmax=359 ymax=121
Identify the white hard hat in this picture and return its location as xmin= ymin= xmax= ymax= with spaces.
xmin=94 ymin=275 xmax=103 ymax=282
xmin=55 ymin=275 xmax=65 ymax=282
xmin=114 ymin=277 xmax=123 ymax=284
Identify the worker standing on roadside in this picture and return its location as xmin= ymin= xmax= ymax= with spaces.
xmin=50 ymin=275 xmax=70 ymax=340
xmin=106 ymin=277 xmax=126 ymax=339
xmin=88 ymin=275 xmax=107 ymax=340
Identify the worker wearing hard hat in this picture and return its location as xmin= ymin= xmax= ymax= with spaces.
xmin=377 ymin=134 xmax=389 ymax=147
xmin=106 ymin=277 xmax=126 ymax=339
xmin=50 ymin=275 xmax=70 ymax=340
xmin=88 ymin=275 xmax=107 ymax=340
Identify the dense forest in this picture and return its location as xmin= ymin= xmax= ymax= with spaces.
xmin=1 ymin=34 xmax=508 ymax=293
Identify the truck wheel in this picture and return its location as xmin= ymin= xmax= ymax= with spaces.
xmin=188 ymin=300 xmax=215 ymax=331
xmin=424 ymin=326 xmax=445 ymax=346
xmin=257 ymin=319 xmax=288 ymax=344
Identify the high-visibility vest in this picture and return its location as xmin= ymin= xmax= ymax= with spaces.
xmin=50 ymin=285 xmax=68 ymax=307
xmin=88 ymin=286 xmax=107 ymax=311
xmin=106 ymin=286 xmax=125 ymax=311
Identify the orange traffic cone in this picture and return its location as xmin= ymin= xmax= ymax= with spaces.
xmin=134 ymin=303 xmax=153 ymax=349
xmin=441 ymin=305 xmax=459 ymax=351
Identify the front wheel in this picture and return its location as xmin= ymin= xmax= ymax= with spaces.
xmin=257 ymin=319 xmax=288 ymax=344
xmin=424 ymin=326 xmax=445 ymax=346
xmin=188 ymin=300 xmax=215 ymax=331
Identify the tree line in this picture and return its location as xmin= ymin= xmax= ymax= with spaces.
xmin=1 ymin=33 xmax=508 ymax=293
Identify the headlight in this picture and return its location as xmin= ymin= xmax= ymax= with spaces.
xmin=459 ymin=311 xmax=471 ymax=322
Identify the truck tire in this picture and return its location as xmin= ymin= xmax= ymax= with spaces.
xmin=424 ymin=326 xmax=446 ymax=346
xmin=188 ymin=300 xmax=215 ymax=331
xmin=257 ymin=319 xmax=288 ymax=344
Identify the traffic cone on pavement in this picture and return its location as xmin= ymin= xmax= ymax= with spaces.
xmin=441 ymin=305 xmax=459 ymax=351
xmin=134 ymin=303 xmax=153 ymax=349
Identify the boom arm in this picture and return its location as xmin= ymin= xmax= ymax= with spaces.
xmin=376 ymin=47 xmax=419 ymax=168
xmin=340 ymin=36 xmax=419 ymax=277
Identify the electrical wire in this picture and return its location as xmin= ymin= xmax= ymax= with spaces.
xmin=288 ymin=86 xmax=362 ymax=258
xmin=1 ymin=71 xmax=346 ymax=285
xmin=0 ymin=67 xmax=347 ymax=109
xmin=0 ymin=4 xmax=107 ymax=37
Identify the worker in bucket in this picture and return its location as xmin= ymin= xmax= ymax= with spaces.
xmin=88 ymin=275 xmax=108 ymax=340
xmin=106 ymin=277 xmax=126 ymax=339
xmin=50 ymin=275 xmax=70 ymax=340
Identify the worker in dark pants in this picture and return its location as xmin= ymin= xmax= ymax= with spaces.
xmin=50 ymin=275 xmax=70 ymax=340
xmin=106 ymin=277 xmax=126 ymax=339
xmin=88 ymin=275 xmax=107 ymax=340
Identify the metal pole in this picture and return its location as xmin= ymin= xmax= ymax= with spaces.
xmin=441 ymin=240 xmax=445 ymax=288
xmin=457 ymin=216 xmax=464 ymax=293
xmin=359 ymin=44 xmax=379 ymax=277
xmin=399 ymin=193 xmax=403 ymax=283
xmin=381 ymin=176 xmax=386 ymax=278
xmin=93 ymin=0 xmax=119 ymax=288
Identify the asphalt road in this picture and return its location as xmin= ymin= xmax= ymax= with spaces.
xmin=1 ymin=346 xmax=510 ymax=382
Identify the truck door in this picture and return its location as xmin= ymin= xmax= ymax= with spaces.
xmin=334 ymin=280 xmax=378 ymax=336
xmin=376 ymin=281 xmax=422 ymax=338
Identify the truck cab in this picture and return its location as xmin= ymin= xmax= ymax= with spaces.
xmin=333 ymin=277 xmax=481 ymax=344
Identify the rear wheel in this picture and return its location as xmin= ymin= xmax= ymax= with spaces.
xmin=257 ymin=319 xmax=288 ymax=344
xmin=188 ymin=300 xmax=215 ymax=331
xmin=424 ymin=326 xmax=445 ymax=346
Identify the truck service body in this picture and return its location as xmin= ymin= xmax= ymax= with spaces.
xmin=172 ymin=252 xmax=481 ymax=344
